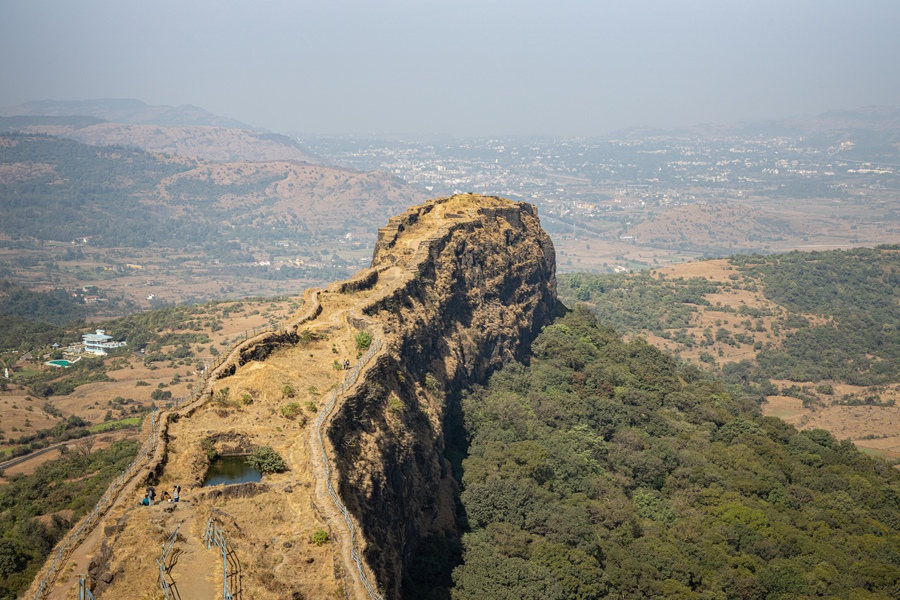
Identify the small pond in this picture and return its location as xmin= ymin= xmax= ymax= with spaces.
xmin=202 ymin=455 xmax=262 ymax=487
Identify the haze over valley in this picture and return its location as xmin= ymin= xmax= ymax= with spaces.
xmin=2 ymin=2 xmax=900 ymax=600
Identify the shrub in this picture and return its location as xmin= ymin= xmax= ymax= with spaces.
xmin=214 ymin=387 xmax=229 ymax=405
xmin=304 ymin=401 xmax=318 ymax=413
xmin=298 ymin=329 xmax=322 ymax=346
xmin=151 ymin=388 xmax=172 ymax=401
xmin=200 ymin=438 xmax=217 ymax=461
xmin=311 ymin=529 xmax=330 ymax=546
xmin=281 ymin=402 xmax=301 ymax=419
xmin=388 ymin=395 xmax=404 ymax=414
xmin=282 ymin=383 xmax=295 ymax=398
xmin=354 ymin=331 xmax=373 ymax=351
xmin=246 ymin=446 xmax=287 ymax=474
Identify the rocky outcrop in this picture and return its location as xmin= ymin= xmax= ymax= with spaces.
xmin=327 ymin=195 xmax=558 ymax=597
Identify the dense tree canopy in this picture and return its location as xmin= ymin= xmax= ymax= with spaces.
xmin=0 ymin=440 xmax=138 ymax=599
xmin=452 ymin=308 xmax=900 ymax=599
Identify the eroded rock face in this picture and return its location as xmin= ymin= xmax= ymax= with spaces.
xmin=329 ymin=195 xmax=558 ymax=597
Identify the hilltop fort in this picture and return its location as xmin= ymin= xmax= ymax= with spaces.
xmin=34 ymin=194 xmax=557 ymax=599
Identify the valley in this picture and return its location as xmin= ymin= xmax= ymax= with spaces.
xmin=2 ymin=102 xmax=900 ymax=599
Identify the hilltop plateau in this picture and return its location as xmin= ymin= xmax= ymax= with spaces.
xmin=0 ymin=116 xmax=317 ymax=164
xmin=0 ymin=99 xmax=320 ymax=163
xmin=0 ymin=98 xmax=257 ymax=130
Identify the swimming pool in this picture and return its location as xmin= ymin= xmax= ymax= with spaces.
xmin=46 ymin=360 xmax=72 ymax=367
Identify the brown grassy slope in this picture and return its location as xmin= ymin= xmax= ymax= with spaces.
xmin=0 ymin=298 xmax=299 ymax=462
xmin=625 ymin=204 xmax=804 ymax=252
xmin=155 ymin=160 xmax=429 ymax=234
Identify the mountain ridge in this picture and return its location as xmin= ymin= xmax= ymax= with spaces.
xmin=0 ymin=98 xmax=258 ymax=131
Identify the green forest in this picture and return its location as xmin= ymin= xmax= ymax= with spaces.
xmin=0 ymin=439 xmax=138 ymax=599
xmin=558 ymin=246 xmax=900 ymax=389
xmin=735 ymin=247 xmax=900 ymax=386
xmin=0 ymin=133 xmax=202 ymax=247
xmin=451 ymin=308 xmax=900 ymax=599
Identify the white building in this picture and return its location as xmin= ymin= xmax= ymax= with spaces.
xmin=82 ymin=330 xmax=127 ymax=356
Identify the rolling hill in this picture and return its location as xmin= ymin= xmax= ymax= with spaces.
xmin=0 ymin=98 xmax=256 ymax=130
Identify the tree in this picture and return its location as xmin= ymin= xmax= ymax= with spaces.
xmin=246 ymin=446 xmax=287 ymax=474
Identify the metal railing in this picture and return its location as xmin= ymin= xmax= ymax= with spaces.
xmin=316 ymin=331 xmax=384 ymax=600
xmin=172 ymin=323 xmax=278 ymax=410
xmin=29 ymin=295 xmax=323 ymax=599
xmin=78 ymin=577 xmax=95 ymax=600
xmin=32 ymin=411 xmax=159 ymax=599
xmin=157 ymin=521 xmax=183 ymax=600
xmin=203 ymin=517 xmax=235 ymax=600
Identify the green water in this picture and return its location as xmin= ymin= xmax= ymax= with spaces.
xmin=47 ymin=360 xmax=71 ymax=367
xmin=202 ymin=455 xmax=262 ymax=486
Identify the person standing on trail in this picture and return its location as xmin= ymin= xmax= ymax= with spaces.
xmin=172 ymin=485 xmax=180 ymax=503
xmin=147 ymin=485 xmax=156 ymax=506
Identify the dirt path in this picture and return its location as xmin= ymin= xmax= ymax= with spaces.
xmin=32 ymin=206 xmax=450 ymax=599
xmin=33 ymin=296 xmax=326 ymax=599
xmin=165 ymin=503 xmax=220 ymax=600
xmin=304 ymin=309 xmax=370 ymax=600
xmin=45 ymin=464 xmax=148 ymax=598
xmin=301 ymin=226 xmax=439 ymax=600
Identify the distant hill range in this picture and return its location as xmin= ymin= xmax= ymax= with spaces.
xmin=608 ymin=105 xmax=900 ymax=164
xmin=0 ymin=98 xmax=256 ymax=129
xmin=0 ymin=133 xmax=426 ymax=247
xmin=0 ymin=99 xmax=318 ymax=163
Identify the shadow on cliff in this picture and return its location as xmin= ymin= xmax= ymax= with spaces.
xmin=327 ymin=196 xmax=565 ymax=598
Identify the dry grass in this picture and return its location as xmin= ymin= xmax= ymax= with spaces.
xmin=100 ymin=288 xmax=372 ymax=598
xmin=0 ymin=297 xmax=299 ymax=470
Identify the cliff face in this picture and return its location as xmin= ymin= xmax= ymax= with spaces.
xmin=328 ymin=195 xmax=558 ymax=597
xmin=60 ymin=194 xmax=557 ymax=600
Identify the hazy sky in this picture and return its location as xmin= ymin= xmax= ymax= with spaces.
xmin=2 ymin=0 xmax=899 ymax=136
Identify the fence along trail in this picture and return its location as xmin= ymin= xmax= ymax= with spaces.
xmin=32 ymin=219 xmax=431 ymax=599
xmin=28 ymin=291 xmax=323 ymax=599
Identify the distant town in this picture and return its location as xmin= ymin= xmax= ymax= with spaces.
xmin=301 ymin=130 xmax=900 ymax=259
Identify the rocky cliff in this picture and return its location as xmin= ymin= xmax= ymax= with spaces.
xmin=52 ymin=194 xmax=557 ymax=600
xmin=327 ymin=194 xmax=558 ymax=596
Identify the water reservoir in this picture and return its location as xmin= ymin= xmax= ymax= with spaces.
xmin=202 ymin=455 xmax=262 ymax=486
